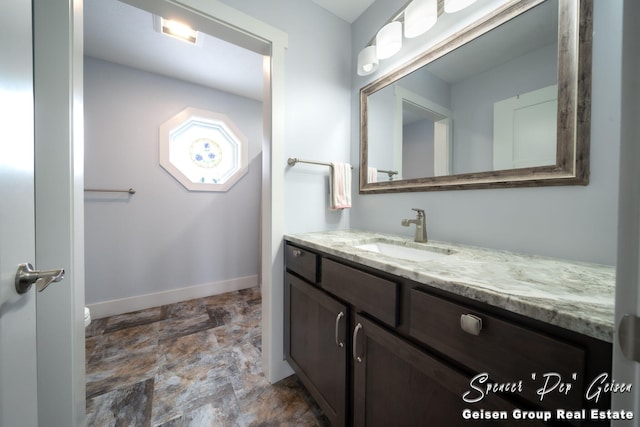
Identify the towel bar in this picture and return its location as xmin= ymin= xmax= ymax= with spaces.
xmin=85 ymin=188 xmax=136 ymax=194
xmin=287 ymin=158 xmax=353 ymax=169
xmin=376 ymin=169 xmax=398 ymax=179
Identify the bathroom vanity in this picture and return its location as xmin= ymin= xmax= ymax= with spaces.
xmin=284 ymin=230 xmax=615 ymax=426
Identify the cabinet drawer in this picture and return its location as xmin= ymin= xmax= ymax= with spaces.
xmin=410 ymin=289 xmax=586 ymax=411
xmin=285 ymin=243 xmax=318 ymax=283
xmin=321 ymin=259 xmax=399 ymax=327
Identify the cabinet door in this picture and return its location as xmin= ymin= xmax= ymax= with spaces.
xmin=285 ymin=272 xmax=348 ymax=426
xmin=352 ymin=315 xmax=539 ymax=427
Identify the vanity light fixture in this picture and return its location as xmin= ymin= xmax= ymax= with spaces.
xmin=376 ymin=21 xmax=403 ymax=59
xmin=357 ymin=45 xmax=379 ymax=76
xmin=155 ymin=16 xmax=199 ymax=44
xmin=404 ymin=0 xmax=438 ymax=38
xmin=356 ymin=0 xmax=451 ymax=76
xmin=444 ymin=0 xmax=478 ymax=13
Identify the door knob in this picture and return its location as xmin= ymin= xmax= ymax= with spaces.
xmin=619 ymin=314 xmax=640 ymax=363
xmin=15 ymin=263 xmax=65 ymax=294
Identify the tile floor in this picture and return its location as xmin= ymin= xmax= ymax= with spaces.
xmin=85 ymin=287 xmax=329 ymax=426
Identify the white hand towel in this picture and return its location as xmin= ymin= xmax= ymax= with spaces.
xmin=367 ymin=166 xmax=378 ymax=183
xmin=329 ymin=162 xmax=352 ymax=210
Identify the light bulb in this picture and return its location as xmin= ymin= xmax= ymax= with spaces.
xmin=376 ymin=21 xmax=402 ymax=59
xmin=404 ymin=0 xmax=438 ymax=38
xmin=357 ymin=46 xmax=379 ymax=76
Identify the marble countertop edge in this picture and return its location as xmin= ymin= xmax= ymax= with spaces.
xmin=284 ymin=230 xmax=615 ymax=343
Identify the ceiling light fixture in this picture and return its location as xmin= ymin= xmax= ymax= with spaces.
xmin=156 ymin=17 xmax=199 ymax=44
xmin=444 ymin=0 xmax=478 ymax=14
xmin=376 ymin=21 xmax=403 ymax=59
xmin=404 ymin=0 xmax=438 ymax=38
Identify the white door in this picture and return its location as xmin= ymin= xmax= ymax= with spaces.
xmin=0 ymin=0 xmax=38 ymax=425
xmin=612 ymin=0 xmax=640 ymax=424
xmin=493 ymin=85 xmax=558 ymax=170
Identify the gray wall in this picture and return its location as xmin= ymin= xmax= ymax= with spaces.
xmin=84 ymin=57 xmax=263 ymax=304
xmin=351 ymin=1 xmax=621 ymax=266
xmin=217 ymin=0 xmax=352 ymax=233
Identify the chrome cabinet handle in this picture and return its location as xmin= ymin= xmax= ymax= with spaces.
xmin=335 ymin=311 xmax=345 ymax=348
xmin=15 ymin=263 xmax=65 ymax=294
xmin=352 ymin=323 xmax=363 ymax=363
xmin=292 ymin=249 xmax=302 ymax=257
xmin=460 ymin=314 xmax=483 ymax=336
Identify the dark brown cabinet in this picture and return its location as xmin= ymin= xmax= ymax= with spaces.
xmin=284 ymin=272 xmax=348 ymax=426
xmin=284 ymin=241 xmax=612 ymax=426
xmin=352 ymin=314 xmax=535 ymax=427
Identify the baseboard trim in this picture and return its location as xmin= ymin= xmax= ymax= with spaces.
xmin=87 ymin=275 xmax=259 ymax=319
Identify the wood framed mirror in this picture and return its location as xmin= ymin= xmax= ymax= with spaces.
xmin=359 ymin=0 xmax=592 ymax=193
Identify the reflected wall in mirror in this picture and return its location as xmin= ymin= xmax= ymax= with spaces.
xmin=360 ymin=0 xmax=592 ymax=193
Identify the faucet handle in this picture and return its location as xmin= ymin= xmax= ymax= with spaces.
xmin=411 ymin=208 xmax=425 ymax=217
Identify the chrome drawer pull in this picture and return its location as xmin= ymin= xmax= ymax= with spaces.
xmin=292 ymin=249 xmax=302 ymax=257
xmin=460 ymin=314 xmax=483 ymax=336
xmin=335 ymin=311 xmax=345 ymax=348
xmin=353 ymin=323 xmax=363 ymax=363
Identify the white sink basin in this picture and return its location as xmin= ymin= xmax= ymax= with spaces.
xmin=353 ymin=241 xmax=454 ymax=262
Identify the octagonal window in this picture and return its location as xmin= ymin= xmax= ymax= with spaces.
xmin=159 ymin=107 xmax=248 ymax=192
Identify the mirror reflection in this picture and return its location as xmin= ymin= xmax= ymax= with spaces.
xmin=360 ymin=0 xmax=590 ymax=193
xmin=366 ymin=0 xmax=558 ymax=182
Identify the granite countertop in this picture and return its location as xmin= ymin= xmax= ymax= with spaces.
xmin=284 ymin=229 xmax=616 ymax=343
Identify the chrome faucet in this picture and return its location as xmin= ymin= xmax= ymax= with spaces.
xmin=401 ymin=208 xmax=427 ymax=243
